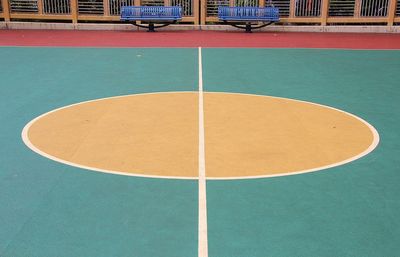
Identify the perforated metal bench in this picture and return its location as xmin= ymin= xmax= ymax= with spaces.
xmin=121 ymin=6 xmax=182 ymax=32
xmin=218 ymin=6 xmax=279 ymax=32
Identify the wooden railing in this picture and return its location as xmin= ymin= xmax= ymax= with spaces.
xmin=0 ymin=0 xmax=199 ymax=23
xmin=203 ymin=0 xmax=400 ymax=25
xmin=0 ymin=0 xmax=399 ymax=25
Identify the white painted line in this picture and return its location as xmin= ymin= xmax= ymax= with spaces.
xmin=198 ymin=47 xmax=208 ymax=257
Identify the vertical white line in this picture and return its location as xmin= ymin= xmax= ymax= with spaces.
xmin=198 ymin=47 xmax=208 ymax=257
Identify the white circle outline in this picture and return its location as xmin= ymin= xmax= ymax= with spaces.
xmin=21 ymin=91 xmax=380 ymax=180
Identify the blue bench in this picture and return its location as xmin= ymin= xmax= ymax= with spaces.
xmin=121 ymin=6 xmax=182 ymax=32
xmin=218 ymin=6 xmax=279 ymax=32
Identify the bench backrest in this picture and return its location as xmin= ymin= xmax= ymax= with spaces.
xmin=121 ymin=6 xmax=182 ymax=20
xmin=218 ymin=6 xmax=279 ymax=21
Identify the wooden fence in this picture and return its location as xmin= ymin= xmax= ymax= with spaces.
xmin=1 ymin=0 xmax=399 ymax=25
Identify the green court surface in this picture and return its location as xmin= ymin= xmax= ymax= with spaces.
xmin=1 ymin=47 xmax=400 ymax=257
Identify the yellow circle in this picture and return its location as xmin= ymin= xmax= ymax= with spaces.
xmin=22 ymin=92 xmax=378 ymax=179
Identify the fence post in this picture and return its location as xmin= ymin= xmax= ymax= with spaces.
xmin=200 ymin=0 xmax=206 ymax=24
xmin=37 ymin=0 xmax=43 ymax=15
xmin=194 ymin=0 xmax=199 ymax=24
xmin=71 ymin=0 xmax=78 ymax=23
xmin=1 ymin=0 xmax=10 ymax=22
xmin=134 ymin=0 xmax=141 ymax=24
xmin=259 ymin=0 xmax=264 ymax=8
xmin=387 ymin=0 xmax=396 ymax=26
xmin=103 ymin=0 xmax=110 ymax=15
xmin=354 ymin=0 xmax=361 ymax=18
xmin=320 ymin=0 xmax=329 ymax=25
xmin=289 ymin=0 xmax=296 ymax=18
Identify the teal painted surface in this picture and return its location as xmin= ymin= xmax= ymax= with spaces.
xmin=1 ymin=47 xmax=400 ymax=257
xmin=0 ymin=47 xmax=198 ymax=257
xmin=203 ymin=49 xmax=400 ymax=257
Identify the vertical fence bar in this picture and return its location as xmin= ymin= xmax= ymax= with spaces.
xmin=368 ymin=0 xmax=372 ymax=16
xmin=71 ymin=0 xmax=78 ymax=23
xmin=298 ymin=0 xmax=302 ymax=16
xmin=387 ymin=0 xmax=396 ymax=25
xmin=1 ymin=0 xmax=10 ymax=21
xmin=320 ymin=0 xmax=329 ymax=25
xmin=111 ymin=0 xmax=115 ymax=15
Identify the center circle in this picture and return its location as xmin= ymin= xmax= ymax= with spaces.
xmin=22 ymin=92 xmax=378 ymax=179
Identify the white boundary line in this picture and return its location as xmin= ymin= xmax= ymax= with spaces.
xmin=197 ymin=47 xmax=209 ymax=257
xmin=21 ymin=91 xmax=379 ymax=181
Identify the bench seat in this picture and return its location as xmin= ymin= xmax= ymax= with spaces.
xmin=218 ymin=6 xmax=279 ymax=32
xmin=121 ymin=6 xmax=182 ymax=31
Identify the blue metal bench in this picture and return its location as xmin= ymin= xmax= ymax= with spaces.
xmin=218 ymin=6 xmax=279 ymax=32
xmin=121 ymin=6 xmax=182 ymax=32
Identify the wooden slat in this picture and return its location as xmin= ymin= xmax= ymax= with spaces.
xmin=205 ymin=16 xmax=218 ymax=22
xmin=1 ymin=0 xmax=10 ymax=21
xmin=280 ymin=17 xmax=322 ymax=22
xmin=205 ymin=16 xmax=390 ymax=23
xmin=182 ymin=16 xmax=194 ymax=22
xmin=10 ymin=13 xmax=72 ymax=20
xmin=78 ymin=15 xmax=119 ymax=20
xmin=206 ymin=17 xmax=324 ymax=23
xmin=326 ymin=17 xmax=388 ymax=22
xmin=207 ymin=17 xmax=323 ymax=23
xmin=78 ymin=15 xmax=195 ymax=22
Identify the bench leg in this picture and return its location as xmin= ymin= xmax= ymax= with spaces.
xmin=148 ymin=23 xmax=155 ymax=32
xmin=245 ymin=23 xmax=252 ymax=33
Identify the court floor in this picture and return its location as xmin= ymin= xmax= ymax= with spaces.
xmin=1 ymin=35 xmax=400 ymax=257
